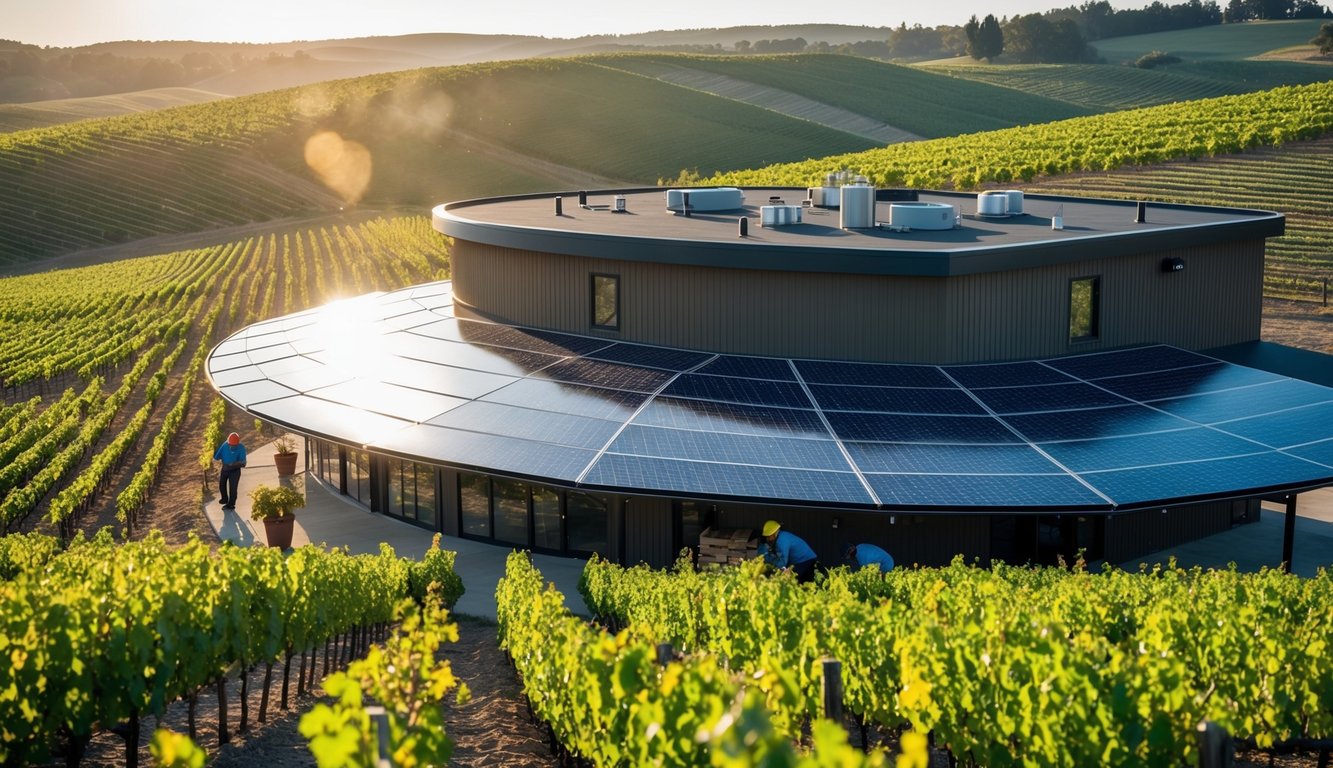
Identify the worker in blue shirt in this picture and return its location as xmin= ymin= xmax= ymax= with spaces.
xmin=757 ymin=520 xmax=818 ymax=583
xmin=845 ymin=543 xmax=895 ymax=573
xmin=213 ymin=431 xmax=247 ymax=512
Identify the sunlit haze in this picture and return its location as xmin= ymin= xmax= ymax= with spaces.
xmin=10 ymin=0 xmax=1148 ymax=47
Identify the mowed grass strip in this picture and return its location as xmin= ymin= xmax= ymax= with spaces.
xmin=596 ymin=53 xmax=1092 ymax=138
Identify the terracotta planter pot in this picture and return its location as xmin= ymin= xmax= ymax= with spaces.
xmin=262 ymin=515 xmax=295 ymax=549
xmin=274 ymin=452 xmax=298 ymax=476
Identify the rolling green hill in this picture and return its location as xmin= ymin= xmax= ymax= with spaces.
xmin=0 ymin=87 xmax=226 ymax=133
xmin=594 ymin=54 xmax=1092 ymax=137
xmin=920 ymin=60 xmax=1333 ymax=111
xmin=1087 ymin=18 xmax=1329 ymax=62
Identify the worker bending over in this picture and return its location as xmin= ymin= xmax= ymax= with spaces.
xmin=757 ymin=520 xmax=818 ymax=583
xmin=845 ymin=543 xmax=895 ymax=573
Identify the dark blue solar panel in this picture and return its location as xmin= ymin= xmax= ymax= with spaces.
xmin=845 ymin=442 xmax=1062 ymax=474
xmin=695 ymin=356 xmax=797 ymax=381
xmin=1285 ymin=440 xmax=1333 ymax=469
xmin=609 ymin=424 xmax=852 ymax=471
xmin=864 ymin=472 xmax=1108 ymax=509
xmin=582 ymin=454 xmax=874 ymax=504
xmin=481 ymin=379 xmax=649 ymax=421
xmin=429 ymin=401 xmax=622 ymax=450
xmin=411 ymin=318 xmax=611 ymax=356
xmin=825 ymin=412 xmax=1017 ymax=443
xmin=945 ymin=361 xmax=1075 ymax=388
xmin=386 ymin=425 xmax=594 ymax=482
xmin=1003 ymin=405 xmax=1195 ymax=443
xmin=536 ymin=359 xmax=675 ymax=392
xmin=1082 ymin=452 xmax=1330 ymax=506
xmin=1094 ymin=362 xmax=1282 ymax=402
xmin=1038 ymin=428 xmax=1266 ymax=473
xmin=1212 ymin=402 xmax=1333 ymax=450
xmin=663 ymin=374 xmax=813 ymax=408
xmin=1045 ymin=345 xmax=1215 ymax=380
xmin=808 ymin=385 xmax=984 ymax=415
xmin=1151 ymin=379 xmax=1333 ymax=424
xmin=587 ymin=344 xmax=713 ymax=371
xmin=970 ymin=383 xmax=1131 ymax=414
xmin=795 ymin=359 xmax=951 ymax=388
xmin=633 ymin=398 xmax=831 ymax=439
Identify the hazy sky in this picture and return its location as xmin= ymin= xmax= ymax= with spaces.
xmin=8 ymin=0 xmax=1146 ymax=48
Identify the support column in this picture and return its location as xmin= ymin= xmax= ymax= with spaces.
xmin=1282 ymin=494 xmax=1297 ymax=574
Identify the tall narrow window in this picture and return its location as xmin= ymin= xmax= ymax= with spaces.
xmin=1069 ymin=276 xmax=1100 ymax=342
xmin=591 ymin=273 xmax=619 ymax=331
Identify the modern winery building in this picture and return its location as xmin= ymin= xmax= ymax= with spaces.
xmin=205 ymin=185 xmax=1333 ymax=568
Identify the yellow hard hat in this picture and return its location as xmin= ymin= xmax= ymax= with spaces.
xmin=762 ymin=520 xmax=780 ymax=537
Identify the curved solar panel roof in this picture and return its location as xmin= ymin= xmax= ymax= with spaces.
xmin=207 ymin=281 xmax=1333 ymax=513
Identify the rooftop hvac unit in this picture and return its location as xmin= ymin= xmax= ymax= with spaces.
xmin=889 ymin=202 xmax=955 ymax=231
xmin=761 ymin=205 xmax=803 ymax=227
xmin=977 ymin=191 xmax=1008 ymax=217
xmin=808 ymin=186 xmax=841 ymax=208
xmin=665 ymin=187 xmax=744 ymax=212
xmin=840 ymin=184 xmax=876 ymax=229
xmin=1001 ymin=190 xmax=1024 ymax=214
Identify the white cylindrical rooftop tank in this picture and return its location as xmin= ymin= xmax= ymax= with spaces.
xmin=840 ymin=184 xmax=875 ymax=229
xmin=977 ymin=191 xmax=1008 ymax=216
xmin=889 ymin=202 xmax=955 ymax=230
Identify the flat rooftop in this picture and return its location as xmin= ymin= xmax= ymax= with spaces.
xmin=433 ymin=187 xmax=1284 ymax=277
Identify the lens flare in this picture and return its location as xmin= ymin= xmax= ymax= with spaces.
xmin=304 ymin=131 xmax=371 ymax=204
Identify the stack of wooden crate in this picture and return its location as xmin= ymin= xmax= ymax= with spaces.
xmin=697 ymin=527 xmax=759 ymax=565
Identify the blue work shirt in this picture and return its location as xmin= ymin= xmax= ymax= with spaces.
xmin=758 ymin=530 xmax=817 ymax=569
xmin=214 ymin=442 xmax=247 ymax=469
xmin=852 ymin=543 xmax=895 ymax=573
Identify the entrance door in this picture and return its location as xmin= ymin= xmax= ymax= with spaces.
xmin=532 ymin=487 xmax=563 ymax=553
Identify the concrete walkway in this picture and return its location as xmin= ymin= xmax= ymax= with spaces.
xmin=207 ymin=437 xmax=1333 ymax=621
xmin=203 ymin=436 xmax=589 ymax=621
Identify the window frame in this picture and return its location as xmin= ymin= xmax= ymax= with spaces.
xmin=1068 ymin=275 xmax=1101 ymax=343
xmin=590 ymin=273 xmax=621 ymax=331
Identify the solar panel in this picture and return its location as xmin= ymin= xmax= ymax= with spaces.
xmin=864 ymin=472 xmax=1107 ymax=509
xmin=209 ymin=281 xmax=1333 ymax=513
xmin=582 ymin=454 xmax=874 ymax=504
xmin=1002 ymin=405 xmax=1195 ymax=443
xmin=695 ymin=356 xmax=798 ymax=381
xmin=663 ymin=374 xmax=814 ymax=408
xmin=428 ymin=400 xmax=622 ymax=450
xmin=969 ymin=382 xmax=1131 ymax=414
xmin=944 ymin=361 xmax=1076 ymax=389
xmin=608 ymin=424 xmax=853 ymax=472
xmin=808 ymin=385 xmax=985 ymax=414
xmin=586 ymin=343 xmax=713 ymax=371
xmin=825 ymin=412 xmax=1018 ymax=443
xmin=795 ymin=359 xmax=953 ymax=388
xmin=535 ymin=359 xmax=676 ymax=392
xmin=1150 ymin=379 xmax=1333 ymax=424
xmin=1045 ymin=345 xmax=1215 ymax=380
xmin=632 ymin=397 xmax=831 ymax=439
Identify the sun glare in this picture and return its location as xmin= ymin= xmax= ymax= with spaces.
xmin=304 ymin=131 xmax=372 ymax=205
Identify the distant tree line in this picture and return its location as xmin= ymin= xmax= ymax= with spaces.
xmin=729 ymin=0 xmax=1329 ymax=63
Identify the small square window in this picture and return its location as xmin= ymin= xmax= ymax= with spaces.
xmin=591 ymin=273 xmax=619 ymax=331
xmin=1069 ymin=276 xmax=1100 ymax=342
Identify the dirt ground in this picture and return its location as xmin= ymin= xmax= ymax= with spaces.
xmin=50 ymin=298 xmax=1333 ymax=767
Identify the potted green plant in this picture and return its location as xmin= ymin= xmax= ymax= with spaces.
xmin=255 ymin=418 xmax=300 ymax=476
xmin=250 ymin=484 xmax=305 ymax=549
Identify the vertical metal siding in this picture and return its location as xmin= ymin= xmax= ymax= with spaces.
xmin=1102 ymin=501 xmax=1240 ymax=563
xmin=624 ymin=497 xmax=674 ymax=567
xmin=453 ymin=237 xmax=1264 ymax=364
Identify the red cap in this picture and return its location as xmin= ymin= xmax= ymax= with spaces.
xmin=227 ymin=432 xmax=240 ymax=445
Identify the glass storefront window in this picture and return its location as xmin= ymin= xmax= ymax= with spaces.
xmin=459 ymin=473 xmax=490 ymax=537
xmin=566 ymin=492 xmax=608 ymax=555
xmin=492 ymin=479 xmax=529 ymax=547
xmin=532 ymin=487 xmax=562 ymax=552
xmin=415 ymin=463 xmax=437 ymax=528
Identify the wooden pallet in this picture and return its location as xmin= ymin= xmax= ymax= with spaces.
xmin=698 ymin=526 xmax=758 ymax=565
